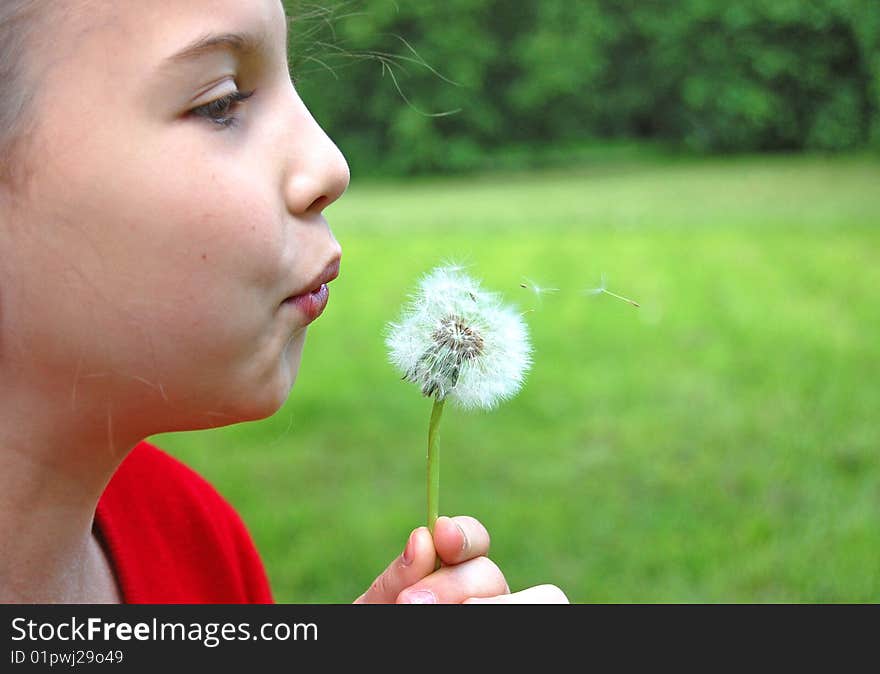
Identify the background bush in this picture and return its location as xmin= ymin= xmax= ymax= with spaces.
xmin=285 ymin=0 xmax=880 ymax=176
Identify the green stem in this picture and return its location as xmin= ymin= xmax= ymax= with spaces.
xmin=426 ymin=397 xmax=446 ymax=554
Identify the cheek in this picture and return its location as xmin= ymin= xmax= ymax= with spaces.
xmin=57 ymin=172 xmax=279 ymax=329
xmin=113 ymin=178 xmax=287 ymax=380
xmin=39 ymin=108 xmax=287 ymax=302
xmin=134 ymin=165 xmax=282 ymax=276
xmin=24 ymin=151 xmax=293 ymax=413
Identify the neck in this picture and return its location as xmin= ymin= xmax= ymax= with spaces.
xmin=0 ymin=385 xmax=136 ymax=603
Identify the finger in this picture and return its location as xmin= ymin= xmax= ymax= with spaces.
xmin=354 ymin=527 xmax=437 ymax=604
xmin=432 ymin=515 xmax=490 ymax=566
xmin=463 ymin=584 xmax=570 ymax=604
xmin=396 ymin=556 xmax=508 ymax=604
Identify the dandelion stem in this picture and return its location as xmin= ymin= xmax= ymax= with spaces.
xmin=427 ymin=396 xmax=445 ymax=569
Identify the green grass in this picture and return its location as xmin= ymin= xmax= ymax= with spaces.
xmin=151 ymin=153 xmax=880 ymax=602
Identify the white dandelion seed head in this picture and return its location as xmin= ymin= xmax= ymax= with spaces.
xmin=386 ymin=265 xmax=532 ymax=410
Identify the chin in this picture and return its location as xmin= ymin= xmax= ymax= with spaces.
xmin=242 ymin=333 xmax=306 ymax=421
xmin=203 ymin=376 xmax=297 ymax=428
xmin=183 ymin=331 xmax=307 ymax=429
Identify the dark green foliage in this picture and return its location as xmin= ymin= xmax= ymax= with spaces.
xmin=284 ymin=0 xmax=880 ymax=175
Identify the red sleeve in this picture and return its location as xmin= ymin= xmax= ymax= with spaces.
xmin=95 ymin=441 xmax=274 ymax=604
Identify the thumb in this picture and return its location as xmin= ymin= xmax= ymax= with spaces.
xmin=354 ymin=527 xmax=437 ymax=604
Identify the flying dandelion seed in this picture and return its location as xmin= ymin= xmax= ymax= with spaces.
xmin=519 ymin=277 xmax=560 ymax=305
xmin=583 ymin=272 xmax=640 ymax=308
xmin=584 ymin=272 xmax=607 ymax=296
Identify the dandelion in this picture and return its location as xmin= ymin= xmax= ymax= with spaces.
xmin=386 ymin=264 xmax=532 ymax=543
xmin=583 ymin=272 xmax=640 ymax=308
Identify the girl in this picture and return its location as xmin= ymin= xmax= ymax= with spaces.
xmin=0 ymin=0 xmax=567 ymax=604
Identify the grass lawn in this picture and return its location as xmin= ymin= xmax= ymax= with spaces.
xmin=151 ymin=153 xmax=880 ymax=602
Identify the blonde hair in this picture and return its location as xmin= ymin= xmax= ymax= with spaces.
xmin=0 ymin=0 xmax=43 ymax=187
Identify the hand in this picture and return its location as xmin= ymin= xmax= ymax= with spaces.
xmin=353 ymin=515 xmax=569 ymax=604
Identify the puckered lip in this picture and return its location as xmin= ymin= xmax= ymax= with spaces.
xmin=284 ymin=256 xmax=341 ymax=302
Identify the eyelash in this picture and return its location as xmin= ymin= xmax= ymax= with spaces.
xmin=191 ymin=89 xmax=256 ymax=128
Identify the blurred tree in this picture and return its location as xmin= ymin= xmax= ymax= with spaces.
xmin=284 ymin=0 xmax=880 ymax=175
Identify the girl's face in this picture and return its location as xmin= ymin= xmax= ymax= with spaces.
xmin=1 ymin=0 xmax=349 ymax=436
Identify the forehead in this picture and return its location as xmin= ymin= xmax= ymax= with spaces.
xmin=40 ymin=0 xmax=285 ymax=76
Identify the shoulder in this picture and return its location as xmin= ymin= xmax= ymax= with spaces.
xmin=106 ymin=441 xmax=248 ymax=540
xmin=110 ymin=440 xmax=233 ymax=512
xmin=97 ymin=440 xmax=274 ymax=604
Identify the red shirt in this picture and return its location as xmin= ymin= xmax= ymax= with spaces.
xmin=94 ymin=440 xmax=273 ymax=604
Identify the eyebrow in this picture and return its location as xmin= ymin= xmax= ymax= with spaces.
xmin=163 ymin=31 xmax=264 ymax=65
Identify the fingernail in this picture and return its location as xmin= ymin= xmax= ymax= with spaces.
xmin=403 ymin=590 xmax=436 ymax=604
xmin=402 ymin=531 xmax=415 ymax=566
xmin=455 ymin=521 xmax=469 ymax=554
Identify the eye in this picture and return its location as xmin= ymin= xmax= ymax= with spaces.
xmin=191 ymin=89 xmax=255 ymax=128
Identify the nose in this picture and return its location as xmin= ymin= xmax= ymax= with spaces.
xmin=282 ymin=106 xmax=350 ymax=216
